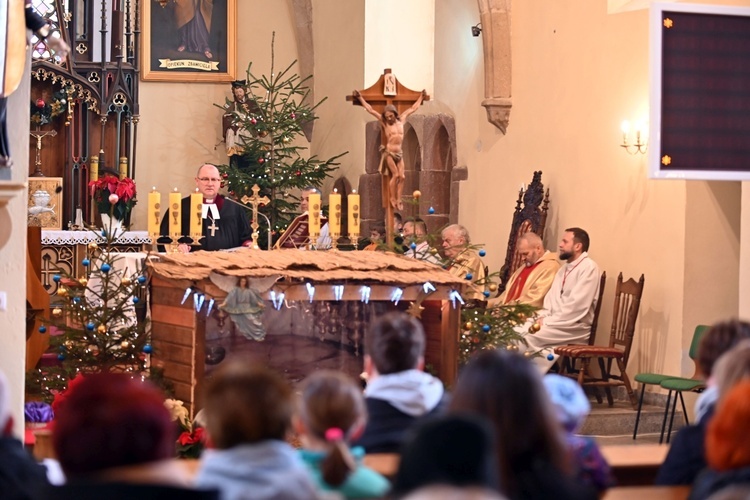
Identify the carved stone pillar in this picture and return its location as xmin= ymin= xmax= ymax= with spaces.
xmin=478 ymin=0 xmax=512 ymax=134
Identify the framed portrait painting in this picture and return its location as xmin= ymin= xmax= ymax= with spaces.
xmin=142 ymin=0 xmax=236 ymax=82
xmin=28 ymin=177 xmax=63 ymax=230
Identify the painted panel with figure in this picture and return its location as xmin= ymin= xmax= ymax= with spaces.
xmin=28 ymin=177 xmax=63 ymax=230
xmin=142 ymin=0 xmax=236 ymax=82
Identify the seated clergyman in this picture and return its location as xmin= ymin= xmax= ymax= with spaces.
xmin=441 ymin=224 xmax=487 ymax=301
xmin=492 ymin=232 xmax=560 ymax=308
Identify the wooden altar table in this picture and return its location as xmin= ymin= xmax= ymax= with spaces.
xmin=147 ymin=249 xmax=467 ymax=415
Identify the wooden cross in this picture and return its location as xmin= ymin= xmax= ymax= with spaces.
xmin=207 ymin=220 xmax=219 ymax=237
xmin=241 ymin=184 xmax=270 ymax=249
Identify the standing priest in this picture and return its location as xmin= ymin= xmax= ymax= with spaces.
xmin=158 ymin=164 xmax=252 ymax=252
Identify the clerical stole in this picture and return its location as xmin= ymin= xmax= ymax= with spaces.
xmin=504 ymin=261 xmax=541 ymax=303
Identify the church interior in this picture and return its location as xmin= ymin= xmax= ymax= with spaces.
xmin=2 ymin=0 xmax=750 ymax=497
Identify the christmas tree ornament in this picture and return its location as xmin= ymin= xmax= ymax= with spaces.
xmin=121 ymin=341 xmax=129 ymax=348
xmin=488 ymin=283 xmax=498 ymax=292
xmin=479 ymin=249 xmax=486 ymax=257
xmin=86 ymin=322 xmax=95 ymax=331
xmin=529 ymin=322 xmax=541 ymax=333
xmin=38 ymin=325 xmax=47 ymax=334
xmin=143 ymin=344 xmax=153 ymax=354
xmin=78 ymin=277 xmax=88 ymax=286
xmin=121 ymin=277 xmax=132 ymax=285
xmin=464 ymin=321 xmax=473 ymax=330
xmin=137 ymin=276 xmax=147 ymax=284
xmin=53 ymin=274 xmax=61 ymax=282
xmin=482 ymin=324 xmax=491 ymax=332
xmin=428 ymin=207 xmax=435 ymax=214
xmin=483 ymin=291 xmax=491 ymax=298
xmin=57 ymin=287 xmax=68 ymax=297
xmin=52 ymin=307 xmax=62 ymax=317
xmin=97 ymin=324 xmax=106 ymax=333
xmin=413 ymin=190 xmax=422 ymax=199
xmin=101 ymin=263 xmax=111 ymax=273
xmin=132 ymin=296 xmax=140 ymax=304
xmin=507 ymin=344 xmax=519 ymax=352
xmin=465 ymin=273 xmax=473 ymax=280
xmin=57 ymin=353 xmax=65 ymax=361
xmin=88 ymin=242 xmax=98 ymax=250
xmin=82 ymin=258 xmax=90 ymax=267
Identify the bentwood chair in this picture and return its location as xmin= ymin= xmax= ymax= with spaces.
xmin=632 ymin=324 xmax=710 ymax=442
xmin=555 ymin=273 xmax=645 ymax=409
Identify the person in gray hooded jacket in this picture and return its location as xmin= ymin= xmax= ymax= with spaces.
xmin=195 ymin=361 xmax=317 ymax=500
xmin=353 ymin=312 xmax=447 ymax=453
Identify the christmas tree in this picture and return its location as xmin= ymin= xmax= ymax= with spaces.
xmin=219 ymin=35 xmax=346 ymax=248
xmin=28 ymin=219 xmax=152 ymax=402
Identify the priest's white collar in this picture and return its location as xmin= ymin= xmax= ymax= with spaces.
xmin=202 ymin=203 xmax=220 ymax=219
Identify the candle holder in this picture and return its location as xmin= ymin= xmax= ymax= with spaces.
xmin=349 ymin=232 xmax=360 ymax=250
xmin=330 ymin=232 xmax=340 ymax=251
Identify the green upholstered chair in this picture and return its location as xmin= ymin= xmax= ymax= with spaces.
xmin=632 ymin=324 xmax=710 ymax=443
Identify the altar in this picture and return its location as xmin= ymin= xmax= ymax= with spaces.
xmin=147 ymin=249 xmax=467 ymax=414
xmin=40 ymin=230 xmax=151 ymax=295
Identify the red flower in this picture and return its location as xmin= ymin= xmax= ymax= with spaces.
xmin=178 ymin=427 xmax=205 ymax=446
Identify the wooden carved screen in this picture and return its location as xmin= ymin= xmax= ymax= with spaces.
xmin=497 ymin=171 xmax=550 ymax=295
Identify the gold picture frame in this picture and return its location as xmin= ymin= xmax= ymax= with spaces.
xmin=28 ymin=177 xmax=63 ymax=230
xmin=142 ymin=0 xmax=236 ymax=83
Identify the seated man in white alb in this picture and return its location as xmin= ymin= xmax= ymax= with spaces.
xmin=275 ymin=186 xmax=331 ymax=249
xmin=516 ymin=227 xmax=600 ymax=371
xmin=402 ymin=218 xmax=440 ymax=265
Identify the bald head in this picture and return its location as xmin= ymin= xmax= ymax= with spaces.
xmin=517 ymin=232 xmax=545 ymax=266
xmin=195 ymin=164 xmax=221 ymax=199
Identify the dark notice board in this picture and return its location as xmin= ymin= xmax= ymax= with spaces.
xmin=656 ymin=10 xmax=750 ymax=177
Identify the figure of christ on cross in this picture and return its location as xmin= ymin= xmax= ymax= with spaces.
xmin=354 ymin=89 xmax=426 ymax=211
xmin=241 ymin=184 xmax=270 ymax=250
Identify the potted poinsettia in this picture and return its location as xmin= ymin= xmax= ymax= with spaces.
xmin=88 ymin=175 xmax=137 ymax=228
xmin=164 ymin=398 xmax=206 ymax=459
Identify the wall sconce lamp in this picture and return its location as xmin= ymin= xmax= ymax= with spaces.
xmin=620 ymin=120 xmax=648 ymax=155
xmin=471 ymin=23 xmax=482 ymax=37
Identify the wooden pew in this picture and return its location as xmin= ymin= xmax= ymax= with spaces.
xmin=603 ymin=485 xmax=690 ymax=499
xmin=601 ymin=444 xmax=670 ymax=487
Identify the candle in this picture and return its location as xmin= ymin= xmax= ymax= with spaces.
xmin=89 ymin=155 xmax=99 ymax=183
xmin=328 ymin=189 xmax=341 ymax=235
xmin=119 ymin=156 xmax=128 ymax=179
xmin=190 ymin=188 xmax=202 ymax=242
xmin=348 ymin=190 xmax=360 ymax=238
xmin=308 ymin=193 xmax=321 ymax=240
xmin=169 ymin=188 xmax=182 ymax=240
xmin=148 ymin=187 xmax=161 ymax=239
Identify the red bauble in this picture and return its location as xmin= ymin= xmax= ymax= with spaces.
xmin=250 ymin=118 xmax=257 ymax=125
xmin=222 ymin=173 xmax=228 ymax=179
xmin=229 ymin=191 xmax=235 ymax=196
xmin=290 ymin=113 xmax=296 ymax=119
xmin=220 ymin=182 xmax=225 ymax=188
xmin=258 ymin=158 xmax=264 ymax=164
xmin=295 ymin=170 xmax=301 ymax=176
xmin=36 ymin=99 xmax=45 ymax=108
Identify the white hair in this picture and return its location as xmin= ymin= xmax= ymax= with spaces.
xmin=443 ymin=224 xmax=470 ymax=244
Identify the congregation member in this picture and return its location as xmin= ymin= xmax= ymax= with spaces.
xmin=493 ymin=232 xmax=560 ymax=308
xmin=44 ymin=373 xmax=218 ymax=499
xmin=656 ymin=320 xmax=750 ymax=486
xmin=158 ymin=163 xmax=252 ymax=252
xmin=195 ymin=361 xmax=317 ymax=500
xmin=449 ymin=349 xmax=597 ymax=500
xmin=441 ymin=224 xmax=487 ymax=302
xmin=0 ymin=369 xmax=50 ymax=500
xmin=295 ymin=370 xmax=390 ymax=499
xmin=401 ymin=218 xmax=440 ymax=264
xmin=353 ymin=312 xmax=446 ymax=453
xmin=392 ymin=414 xmax=500 ymax=497
xmin=515 ymin=227 xmax=600 ymax=370
xmin=690 ymin=380 xmax=750 ymax=500
xmin=543 ymin=374 xmax=614 ymax=494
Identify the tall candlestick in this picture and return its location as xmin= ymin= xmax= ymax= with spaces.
xmin=308 ymin=193 xmax=321 ymax=242
xmin=169 ymin=188 xmax=182 ymax=241
xmin=328 ymin=189 xmax=341 ymax=235
xmin=348 ymin=190 xmax=360 ymax=241
xmin=190 ymin=189 xmax=202 ymax=243
xmin=148 ymin=187 xmax=161 ymax=239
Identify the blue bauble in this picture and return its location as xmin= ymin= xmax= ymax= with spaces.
xmin=482 ymin=324 xmax=491 ymax=332
xmin=428 ymin=207 xmax=435 ymax=214
xmin=547 ymin=353 xmax=555 ymax=361
xmin=132 ymin=296 xmax=140 ymax=304
xmin=82 ymin=259 xmax=90 ymax=267
xmin=101 ymin=263 xmax=111 ymax=273
xmin=57 ymin=353 xmax=65 ymax=361
xmin=86 ymin=322 xmax=95 ymax=331
xmin=465 ymin=273 xmax=473 ymax=280
xmin=410 ymin=242 xmax=417 ymax=250
xmin=73 ymin=297 xmax=80 ymax=303
xmin=479 ymin=249 xmax=486 ymax=257
xmin=483 ymin=291 xmax=491 ymax=298
xmin=143 ymin=344 xmax=153 ymax=354
xmin=137 ymin=275 xmax=147 ymax=284
xmin=53 ymin=274 xmax=61 ymax=282
xmin=38 ymin=325 xmax=47 ymax=334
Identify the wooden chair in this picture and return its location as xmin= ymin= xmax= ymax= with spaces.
xmin=497 ymin=171 xmax=550 ymax=295
xmin=555 ymin=273 xmax=645 ymax=409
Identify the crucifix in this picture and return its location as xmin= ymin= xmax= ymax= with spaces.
xmin=241 ymin=184 xmax=270 ymax=250
xmin=29 ymin=127 xmax=58 ymax=177
xmin=347 ymin=69 xmax=428 ymax=245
